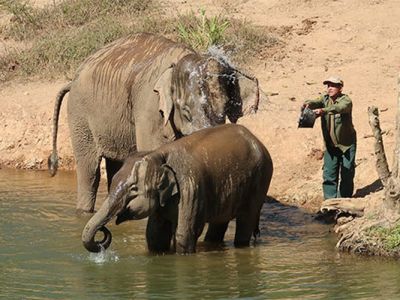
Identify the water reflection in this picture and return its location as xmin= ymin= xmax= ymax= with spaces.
xmin=1 ymin=169 xmax=400 ymax=299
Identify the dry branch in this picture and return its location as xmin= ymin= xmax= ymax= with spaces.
xmin=367 ymin=106 xmax=391 ymax=186
xmin=394 ymin=74 xmax=400 ymax=177
xmin=383 ymin=74 xmax=400 ymax=212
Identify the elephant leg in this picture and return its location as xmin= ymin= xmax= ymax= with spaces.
xmin=105 ymin=158 xmax=123 ymax=191
xmin=204 ymin=222 xmax=229 ymax=243
xmin=69 ymin=121 xmax=101 ymax=213
xmin=75 ymin=154 xmax=101 ymax=213
xmin=234 ymin=217 xmax=253 ymax=247
xmin=175 ymin=221 xmax=204 ymax=254
xmin=146 ymin=213 xmax=173 ymax=253
xmin=234 ymin=210 xmax=260 ymax=247
xmin=234 ymin=196 xmax=264 ymax=247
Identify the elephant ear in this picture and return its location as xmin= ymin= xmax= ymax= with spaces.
xmin=158 ymin=164 xmax=178 ymax=207
xmin=154 ymin=66 xmax=174 ymax=126
xmin=237 ymin=72 xmax=260 ymax=116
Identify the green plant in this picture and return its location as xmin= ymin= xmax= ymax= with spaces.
xmin=177 ymin=9 xmax=229 ymax=51
xmin=386 ymin=225 xmax=400 ymax=249
xmin=367 ymin=224 xmax=400 ymax=250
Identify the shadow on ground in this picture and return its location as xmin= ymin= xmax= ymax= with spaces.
xmin=353 ymin=179 xmax=384 ymax=197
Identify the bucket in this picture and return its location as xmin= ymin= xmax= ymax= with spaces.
xmin=298 ymin=107 xmax=316 ymax=128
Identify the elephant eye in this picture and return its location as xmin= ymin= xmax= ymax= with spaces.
xmin=129 ymin=185 xmax=138 ymax=195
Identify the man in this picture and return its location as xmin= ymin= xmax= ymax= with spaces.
xmin=303 ymin=76 xmax=357 ymax=199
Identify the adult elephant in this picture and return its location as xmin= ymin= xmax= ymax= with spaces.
xmin=48 ymin=33 xmax=259 ymax=213
xmin=81 ymin=124 xmax=273 ymax=254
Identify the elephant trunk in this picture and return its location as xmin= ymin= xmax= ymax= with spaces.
xmin=82 ymin=197 xmax=115 ymax=253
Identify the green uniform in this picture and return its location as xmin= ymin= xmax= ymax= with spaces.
xmin=305 ymin=93 xmax=357 ymax=199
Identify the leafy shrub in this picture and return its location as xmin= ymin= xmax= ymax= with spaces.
xmin=177 ymin=9 xmax=229 ymax=51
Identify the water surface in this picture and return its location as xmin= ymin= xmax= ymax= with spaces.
xmin=1 ymin=169 xmax=400 ymax=299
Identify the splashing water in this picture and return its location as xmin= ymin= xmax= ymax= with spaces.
xmin=207 ymin=45 xmax=234 ymax=68
xmin=207 ymin=45 xmax=253 ymax=84
xmin=184 ymin=64 xmax=212 ymax=130
xmin=88 ymin=247 xmax=120 ymax=265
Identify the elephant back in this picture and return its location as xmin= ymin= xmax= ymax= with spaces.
xmin=161 ymin=124 xmax=272 ymax=186
xmin=72 ymin=33 xmax=194 ymax=107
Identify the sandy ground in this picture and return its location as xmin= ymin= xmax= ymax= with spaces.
xmin=1 ymin=0 xmax=399 ymax=211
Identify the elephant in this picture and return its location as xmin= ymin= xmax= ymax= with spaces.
xmin=48 ymin=32 xmax=260 ymax=213
xmin=81 ymin=124 xmax=273 ymax=254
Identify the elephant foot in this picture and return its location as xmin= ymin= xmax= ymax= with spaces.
xmin=233 ymin=240 xmax=250 ymax=248
xmin=76 ymin=199 xmax=96 ymax=215
xmin=76 ymin=208 xmax=96 ymax=217
xmin=175 ymin=240 xmax=196 ymax=254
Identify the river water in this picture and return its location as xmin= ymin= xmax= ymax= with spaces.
xmin=1 ymin=169 xmax=400 ymax=299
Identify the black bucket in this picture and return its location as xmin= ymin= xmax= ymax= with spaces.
xmin=298 ymin=107 xmax=316 ymax=128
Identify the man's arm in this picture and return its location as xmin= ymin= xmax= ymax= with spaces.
xmin=322 ymin=95 xmax=352 ymax=114
xmin=304 ymin=95 xmax=324 ymax=109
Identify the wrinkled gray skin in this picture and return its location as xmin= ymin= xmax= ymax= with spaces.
xmin=48 ymin=33 xmax=257 ymax=213
xmin=82 ymin=124 xmax=273 ymax=254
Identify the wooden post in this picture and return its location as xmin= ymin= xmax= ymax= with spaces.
xmin=367 ymin=106 xmax=390 ymax=186
xmin=393 ymin=74 xmax=400 ymax=178
xmin=384 ymin=74 xmax=400 ymax=212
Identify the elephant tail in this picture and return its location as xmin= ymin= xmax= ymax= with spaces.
xmin=253 ymin=224 xmax=261 ymax=242
xmin=48 ymin=82 xmax=72 ymax=177
xmin=253 ymin=217 xmax=261 ymax=243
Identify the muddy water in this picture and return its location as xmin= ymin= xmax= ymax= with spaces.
xmin=1 ymin=169 xmax=400 ymax=299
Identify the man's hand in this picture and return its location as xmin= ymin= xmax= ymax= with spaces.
xmin=313 ymin=108 xmax=324 ymax=117
xmin=301 ymin=103 xmax=309 ymax=110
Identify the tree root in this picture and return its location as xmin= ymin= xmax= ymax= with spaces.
xmin=319 ymin=195 xmax=400 ymax=257
xmin=320 ymin=198 xmax=367 ymax=217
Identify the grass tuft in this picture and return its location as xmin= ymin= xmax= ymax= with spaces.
xmin=367 ymin=224 xmax=400 ymax=250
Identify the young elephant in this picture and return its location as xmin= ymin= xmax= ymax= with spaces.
xmin=82 ymin=124 xmax=273 ymax=254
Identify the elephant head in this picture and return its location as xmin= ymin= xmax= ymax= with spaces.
xmin=154 ymin=51 xmax=259 ymax=136
xmin=82 ymin=153 xmax=177 ymax=252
